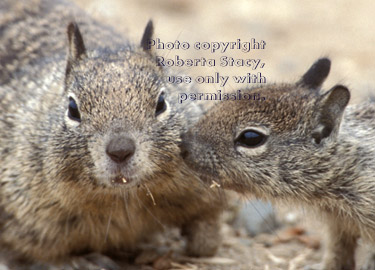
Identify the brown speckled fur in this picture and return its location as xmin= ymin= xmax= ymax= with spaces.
xmin=182 ymin=58 xmax=375 ymax=270
xmin=0 ymin=0 xmax=224 ymax=269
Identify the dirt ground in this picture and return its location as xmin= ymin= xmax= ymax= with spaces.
xmin=119 ymin=203 xmax=326 ymax=270
xmin=70 ymin=1 xmax=375 ymax=269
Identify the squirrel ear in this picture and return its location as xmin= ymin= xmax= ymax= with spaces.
xmin=312 ymin=85 xmax=350 ymax=144
xmin=66 ymin=22 xmax=87 ymax=74
xmin=298 ymin=58 xmax=331 ymax=89
xmin=140 ymin=20 xmax=154 ymax=53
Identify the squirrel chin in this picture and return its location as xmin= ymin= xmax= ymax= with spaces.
xmin=107 ymin=175 xmax=140 ymax=188
xmin=111 ymin=175 xmax=129 ymax=185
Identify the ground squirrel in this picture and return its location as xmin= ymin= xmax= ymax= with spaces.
xmin=0 ymin=0 xmax=224 ymax=269
xmin=182 ymin=57 xmax=375 ymax=270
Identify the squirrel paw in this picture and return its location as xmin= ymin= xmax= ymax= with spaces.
xmin=182 ymin=218 xmax=222 ymax=257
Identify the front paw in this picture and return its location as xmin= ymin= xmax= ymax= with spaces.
xmin=183 ymin=219 xmax=222 ymax=257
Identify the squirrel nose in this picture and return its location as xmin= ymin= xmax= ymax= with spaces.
xmin=106 ymin=136 xmax=135 ymax=164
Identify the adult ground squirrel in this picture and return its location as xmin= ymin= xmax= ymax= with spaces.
xmin=182 ymin=57 xmax=375 ymax=270
xmin=0 ymin=0 xmax=223 ymax=269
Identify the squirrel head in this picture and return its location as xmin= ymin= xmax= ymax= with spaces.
xmin=57 ymin=21 xmax=183 ymax=190
xmin=182 ymin=58 xmax=350 ymax=197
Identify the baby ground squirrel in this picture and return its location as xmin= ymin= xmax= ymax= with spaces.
xmin=0 ymin=0 xmax=224 ymax=269
xmin=182 ymin=57 xmax=375 ymax=270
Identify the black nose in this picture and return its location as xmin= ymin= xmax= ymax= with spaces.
xmin=106 ymin=136 xmax=136 ymax=164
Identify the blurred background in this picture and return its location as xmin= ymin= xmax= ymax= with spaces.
xmin=74 ymin=0 xmax=375 ymax=103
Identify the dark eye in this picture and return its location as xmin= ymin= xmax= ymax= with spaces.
xmin=68 ymin=97 xmax=81 ymax=122
xmin=235 ymin=130 xmax=266 ymax=148
xmin=155 ymin=92 xmax=167 ymax=116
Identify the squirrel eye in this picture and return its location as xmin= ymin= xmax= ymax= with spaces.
xmin=68 ymin=97 xmax=81 ymax=122
xmin=235 ymin=130 xmax=266 ymax=148
xmin=155 ymin=92 xmax=167 ymax=116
